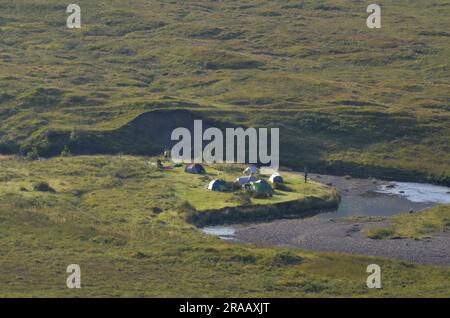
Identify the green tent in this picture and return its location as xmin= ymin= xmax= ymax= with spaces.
xmin=208 ymin=179 xmax=228 ymax=192
xmin=248 ymin=180 xmax=274 ymax=197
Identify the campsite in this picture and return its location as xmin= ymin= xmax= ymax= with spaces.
xmin=152 ymin=160 xmax=339 ymax=225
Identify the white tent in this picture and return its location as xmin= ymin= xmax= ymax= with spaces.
xmin=269 ymin=172 xmax=283 ymax=183
xmin=207 ymin=179 xmax=228 ymax=191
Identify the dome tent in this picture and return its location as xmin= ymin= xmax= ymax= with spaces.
xmin=249 ymin=180 xmax=274 ymax=197
xmin=269 ymin=172 xmax=283 ymax=184
xmin=234 ymin=175 xmax=258 ymax=186
xmin=207 ymin=179 xmax=228 ymax=192
xmin=243 ymin=165 xmax=259 ymax=175
xmin=185 ymin=163 xmax=206 ymax=174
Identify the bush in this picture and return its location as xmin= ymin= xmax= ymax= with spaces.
xmin=365 ymin=227 xmax=396 ymax=239
xmin=152 ymin=207 xmax=163 ymax=214
xmin=26 ymin=147 xmax=40 ymax=160
xmin=60 ymin=145 xmax=71 ymax=157
xmin=229 ymin=254 xmax=257 ymax=264
xmin=233 ymin=192 xmax=252 ymax=205
xmin=272 ymin=251 xmax=303 ymax=266
xmin=33 ymin=181 xmax=55 ymax=193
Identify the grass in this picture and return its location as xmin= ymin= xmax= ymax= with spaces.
xmin=172 ymin=164 xmax=335 ymax=211
xmin=0 ymin=0 xmax=449 ymax=185
xmin=0 ymin=155 xmax=449 ymax=297
xmin=364 ymin=205 xmax=450 ymax=239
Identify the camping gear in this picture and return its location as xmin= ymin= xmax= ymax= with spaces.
xmin=248 ymin=180 xmax=274 ymax=197
xmin=243 ymin=166 xmax=259 ymax=175
xmin=269 ymin=173 xmax=283 ymax=184
xmin=185 ymin=163 xmax=206 ymax=174
xmin=207 ymin=179 xmax=228 ymax=192
xmin=163 ymin=163 xmax=183 ymax=170
xmin=234 ymin=175 xmax=257 ymax=186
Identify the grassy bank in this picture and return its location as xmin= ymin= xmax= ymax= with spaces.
xmin=0 ymin=155 xmax=449 ymax=297
xmin=364 ymin=205 xmax=450 ymax=240
xmin=186 ymin=189 xmax=340 ymax=226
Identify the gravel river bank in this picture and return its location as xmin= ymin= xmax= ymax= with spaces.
xmin=202 ymin=174 xmax=450 ymax=265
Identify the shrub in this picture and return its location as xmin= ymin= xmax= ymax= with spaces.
xmin=233 ymin=192 xmax=252 ymax=205
xmin=365 ymin=227 xmax=396 ymax=239
xmin=272 ymin=251 xmax=303 ymax=266
xmin=60 ymin=145 xmax=71 ymax=157
xmin=26 ymin=147 xmax=40 ymax=160
xmin=229 ymin=254 xmax=257 ymax=264
xmin=33 ymin=181 xmax=55 ymax=193
xmin=152 ymin=207 xmax=163 ymax=214
xmin=91 ymin=235 xmax=126 ymax=246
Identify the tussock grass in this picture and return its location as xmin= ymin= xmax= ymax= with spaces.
xmin=364 ymin=205 xmax=450 ymax=240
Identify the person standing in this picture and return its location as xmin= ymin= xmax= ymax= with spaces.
xmin=304 ymin=166 xmax=308 ymax=183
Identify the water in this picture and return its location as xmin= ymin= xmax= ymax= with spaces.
xmin=201 ymin=176 xmax=450 ymax=238
xmin=376 ymin=182 xmax=450 ymax=204
xmin=333 ymin=192 xmax=434 ymax=217
xmin=201 ymin=226 xmax=236 ymax=240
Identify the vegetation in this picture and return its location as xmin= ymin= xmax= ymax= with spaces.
xmin=0 ymin=155 xmax=449 ymax=297
xmin=33 ymin=181 xmax=56 ymax=193
xmin=364 ymin=205 xmax=450 ymax=240
xmin=0 ymin=0 xmax=449 ymax=185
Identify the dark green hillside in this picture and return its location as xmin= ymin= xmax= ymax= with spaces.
xmin=0 ymin=0 xmax=449 ymax=183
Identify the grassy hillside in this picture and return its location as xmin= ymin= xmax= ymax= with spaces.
xmin=0 ymin=155 xmax=449 ymax=297
xmin=0 ymin=0 xmax=449 ymax=184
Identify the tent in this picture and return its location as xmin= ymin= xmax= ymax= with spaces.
xmin=234 ymin=175 xmax=257 ymax=186
xmin=269 ymin=172 xmax=283 ymax=184
xmin=184 ymin=163 xmax=206 ymax=174
xmin=249 ymin=180 xmax=274 ymax=197
xmin=243 ymin=165 xmax=259 ymax=175
xmin=207 ymin=179 xmax=228 ymax=192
